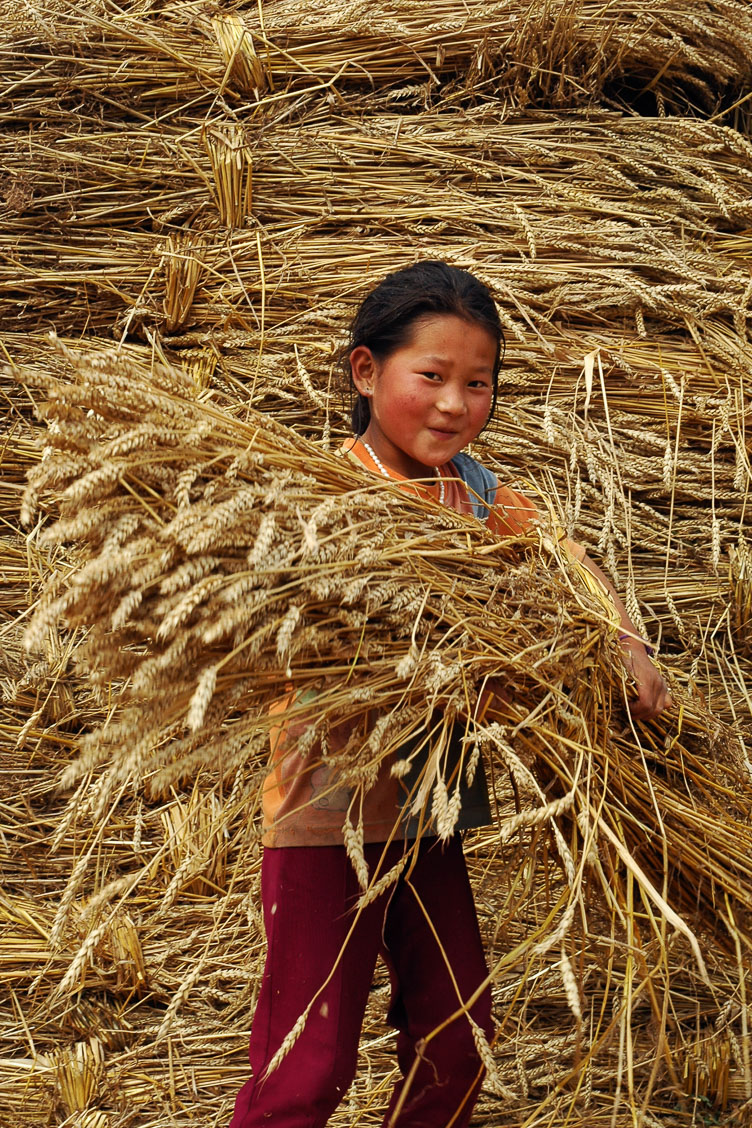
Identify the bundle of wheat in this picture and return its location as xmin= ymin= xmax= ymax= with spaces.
xmin=17 ymin=341 xmax=602 ymax=802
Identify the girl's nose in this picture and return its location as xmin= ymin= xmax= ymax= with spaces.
xmin=436 ymin=385 xmax=467 ymax=414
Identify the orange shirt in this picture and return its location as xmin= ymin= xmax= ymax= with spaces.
xmin=261 ymin=440 xmax=584 ymax=846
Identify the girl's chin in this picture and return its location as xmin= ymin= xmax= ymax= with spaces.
xmin=411 ymin=447 xmax=462 ymax=471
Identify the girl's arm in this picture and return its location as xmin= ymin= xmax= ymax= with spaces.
xmin=580 ymin=553 xmax=672 ymax=721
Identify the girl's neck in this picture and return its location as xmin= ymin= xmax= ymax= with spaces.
xmin=355 ymin=436 xmax=446 ymax=504
xmin=357 ymin=428 xmax=441 ymax=481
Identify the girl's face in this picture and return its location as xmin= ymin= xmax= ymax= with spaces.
xmin=350 ymin=314 xmax=496 ymax=479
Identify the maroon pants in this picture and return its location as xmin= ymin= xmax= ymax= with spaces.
xmin=229 ymin=836 xmax=493 ymax=1128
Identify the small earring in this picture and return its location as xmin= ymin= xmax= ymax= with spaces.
xmin=363 ymin=389 xmax=373 ymax=397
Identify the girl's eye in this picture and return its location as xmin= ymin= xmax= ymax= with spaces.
xmin=421 ymin=371 xmax=441 ymax=381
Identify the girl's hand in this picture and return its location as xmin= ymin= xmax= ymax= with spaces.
xmin=620 ymin=639 xmax=672 ymax=720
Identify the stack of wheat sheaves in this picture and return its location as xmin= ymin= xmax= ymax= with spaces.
xmin=2 ymin=2 xmax=752 ymax=1125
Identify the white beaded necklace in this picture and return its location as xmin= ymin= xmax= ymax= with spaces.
xmin=361 ymin=439 xmax=445 ymax=505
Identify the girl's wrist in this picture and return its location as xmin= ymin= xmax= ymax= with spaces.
xmin=618 ymin=632 xmax=655 ymax=658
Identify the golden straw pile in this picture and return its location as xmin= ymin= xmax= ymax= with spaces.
xmin=2 ymin=1 xmax=752 ymax=1126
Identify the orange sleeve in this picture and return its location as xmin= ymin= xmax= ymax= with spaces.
xmin=485 ymin=485 xmax=539 ymax=538
xmin=487 ymin=485 xmax=587 ymax=560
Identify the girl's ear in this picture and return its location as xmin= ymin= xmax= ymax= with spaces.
xmin=350 ymin=346 xmax=378 ymax=397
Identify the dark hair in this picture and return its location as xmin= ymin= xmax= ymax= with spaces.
xmin=345 ymin=260 xmax=504 ymax=434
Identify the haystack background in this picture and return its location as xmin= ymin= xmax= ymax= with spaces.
xmin=3 ymin=2 xmax=752 ymax=1126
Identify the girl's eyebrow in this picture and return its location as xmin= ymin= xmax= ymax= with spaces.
xmin=420 ymin=353 xmax=493 ymax=373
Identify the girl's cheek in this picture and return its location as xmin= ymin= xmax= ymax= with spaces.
xmin=474 ymin=392 xmax=494 ymax=421
xmin=383 ymin=387 xmax=426 ymax=414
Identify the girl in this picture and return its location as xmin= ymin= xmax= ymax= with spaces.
xmin=229 ymin=261 xmax=670 ymax=1128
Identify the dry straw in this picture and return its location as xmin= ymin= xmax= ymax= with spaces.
xmin=161 ymin=233 xmax=207 ymax=334
xmin=3 ymin=0 xmax=752 ymax=1125
xmin=211 ymin=12 xmax=267 ymax=98
xmin=203 ymin=125 xmax=254 ymax=230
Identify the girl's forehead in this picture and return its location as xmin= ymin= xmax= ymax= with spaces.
xmin=402 ymin=314 xmax=497 ymax=358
